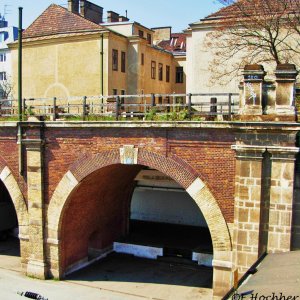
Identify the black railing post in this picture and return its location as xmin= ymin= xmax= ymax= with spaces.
xmin=22 ymin=98 xmax=26 ymax=116
xmin=116 ymin=96 xmax=120 ymax=120
xmin=188 ymin=93 xmax=192 ymax=119
xmin=151 ymin=93 xmax=156 ymax=108
xmin=82 ymin=96 xmax=87 ymax=121
xmin=210 ymin=97 xmax=217 ymax=115
xmin=228 ymin=93 xmax=232 ymax=120
xmin=53 ymin=97 xmax=57 ymax=121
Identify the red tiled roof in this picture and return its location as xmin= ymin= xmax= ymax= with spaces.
xmin=23 ymin=4 xmax=104 ymax=39
xmin=158 ymin=33 xmax=186 ymax=52
xmin=206 ymin=0 xmax=300 ymax=20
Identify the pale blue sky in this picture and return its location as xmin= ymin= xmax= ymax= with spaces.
xmin=0 ymin=0 xmax=223 ymax=32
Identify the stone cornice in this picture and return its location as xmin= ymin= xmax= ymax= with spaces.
xmin=0 ymin=121 xmax=300 ymax=131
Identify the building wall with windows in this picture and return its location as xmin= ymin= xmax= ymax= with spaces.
xmin=11 ymin=32 xmax=110 ymax=99
xmin=9 ymin=3 xmax=186 ymax=104
xmin=0 ymin=19 xmax=18 ymax=99
xmin=185 ymin=1 xmax=300 ymax=96
xmin=107 ymin=33 xmax=128 ymax=96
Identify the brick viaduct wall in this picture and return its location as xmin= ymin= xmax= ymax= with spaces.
xmin=44 ymin=126 xmax=236 ymax=223
xmin=0 ymin=121 xmax=299 ymax=300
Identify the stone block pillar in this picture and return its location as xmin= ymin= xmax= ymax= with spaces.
xmin=292 ymin=150 xmax=300 ymax=249
xmin=232 ymin=145 xmax=264 ymax=276
xmin=240 ymin=65 xmax=266 ymax=115
xmin=212 ymin=251 xmax=234 ymax=300
xmin=25 ymin=139 xmax=47 ymax=279
xmin=268 ymin=148 xmax=298 ymax=252
xmin=274 ymin=64 xmax=298 ymax=115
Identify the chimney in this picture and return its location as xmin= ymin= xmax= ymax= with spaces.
xmin=68 ymin=0 xmax=79 ymax=14
xmin=152 ymin=27 xmax=172 ymax=45
xmin=107 ymin=11 xmax=120 ymax=23
xmin=80 ymin=0 xmax=103 ymax=24
xmin=119 ymin=16 xmax=129 ymax=22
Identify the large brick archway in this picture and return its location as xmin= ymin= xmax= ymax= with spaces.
xmin=0 ymin=158 xmax=29 ymax=271
xmin=46 ymin=148 xmax=233 ymax=298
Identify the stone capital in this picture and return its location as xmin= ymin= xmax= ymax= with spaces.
xmin=267 ymin=146 xmax=299 ymax=161
xmin=22 ymin=139 xmax=44 ymax=151
xmin=231 ymin=145 xmax=265 ymax=160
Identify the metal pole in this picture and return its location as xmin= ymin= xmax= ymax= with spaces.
xmin=17 ymin=7 xmax=23 ymax=176
xmin=18 ymin=7 xmax=23 ymax=121
xmin=100 ymin=34 xmax=104 ymax=96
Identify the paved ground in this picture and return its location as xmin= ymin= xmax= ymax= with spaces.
xmin=0 ymin=238 xmax=213 ymax=300
xmin=236 ymin=251 xmax=300 ymax=300
xmin=0 ymin=236 xmax=21 ymax=272
xmin=67 ymin=253 xmax=213 ymax=300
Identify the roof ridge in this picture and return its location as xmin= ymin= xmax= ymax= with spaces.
xmin=23 ymin=3 xmax=104 ymax=39
xmin=204 ymin=0 xmax=300 ymax=20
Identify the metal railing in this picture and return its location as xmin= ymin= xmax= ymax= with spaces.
xmin=0 ymin=93 xmax=239 ymax=121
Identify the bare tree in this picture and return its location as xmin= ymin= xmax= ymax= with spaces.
xmin=0 ymin=77 xmax=14 ymax=114
xmin=205 ymin=0 xmax=300 ymax=85
xmin=0 ymin=78 xmax=13 ymax=100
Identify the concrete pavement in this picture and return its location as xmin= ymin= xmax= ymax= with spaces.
xmin=235 ymin=251 xmax=300 ymax=300
xmin=0 ymin=241 xmax=213 ymax=300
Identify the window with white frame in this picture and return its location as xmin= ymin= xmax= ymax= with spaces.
xmin=0 ymin=72 xmax=7 ymax=81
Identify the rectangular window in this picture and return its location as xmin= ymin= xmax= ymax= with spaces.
xmin=0 ymin=71 xmax=6 ymax=81
xmin=158 ymin=63 xmax=163 ymax=81
xmin=138 ymin=30 xmax=144 ymax=38
xmin=147 ymin=33 xmax=152 ymax=44
xmin=151 ymin=61 xmax=156 ymax=79
xmin=113 ymin=89 xmax=118 ymax=95
xmin=112 ymin=49 xmax=118 ymax=71
xmin=166 ymin=65 xmax=170 ymax=82
xmin=0 ymin=53 xmax=6 ymax=62
xmin=141 ymin=53 xmax=144 ymax=66
xmin=121 ymin=51 xmax=126 ymax=73
xmin=175 ymin=67 xmax=184 ymax=83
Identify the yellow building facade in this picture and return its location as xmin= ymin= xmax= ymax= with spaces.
xmin=9 ymin=2 xmax=186 ymax=106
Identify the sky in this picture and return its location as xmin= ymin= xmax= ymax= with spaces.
xmin=0 ymin=0 xmax=223 ymax=32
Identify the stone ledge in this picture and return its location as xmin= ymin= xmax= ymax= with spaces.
xmin=212 ymin=259 xmax=233 ymax=269
xmin=1 ymin=121 xmax=299 ymax=131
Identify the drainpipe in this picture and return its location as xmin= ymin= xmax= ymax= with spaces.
xmin=18 ymin=7 xmax=23 ymax=175
xmin=100 ymin=33 xmax=104 ymax=96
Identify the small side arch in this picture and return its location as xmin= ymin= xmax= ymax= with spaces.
xmin=0 ymin=165 xmax=29 ymax=238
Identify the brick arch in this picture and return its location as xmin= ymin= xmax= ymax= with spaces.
xmin=47 ymin=149 xmax=231 ymax=257
xmin=0 ymin=163 xmax=29 ymax=238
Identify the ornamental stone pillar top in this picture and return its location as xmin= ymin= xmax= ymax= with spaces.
xmin=240 ymin=64 xmax=266 ymax=115
xmin=274 ymin=64 xmax=298 ymax=115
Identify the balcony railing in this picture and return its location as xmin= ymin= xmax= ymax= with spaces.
xmin=0 ymin=93 xmax=239 ymax=121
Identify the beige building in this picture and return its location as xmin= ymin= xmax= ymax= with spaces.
xmin=185 ymin=0 xmax=300 ymax=96
xmin=9 ymin=0 xmax=186 ymax=107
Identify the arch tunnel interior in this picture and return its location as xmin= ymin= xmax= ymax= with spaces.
xmin=60 ymin=164 xmax=213 ymax=290
xmin=0 ymin=179 xmax=20 ymax=270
